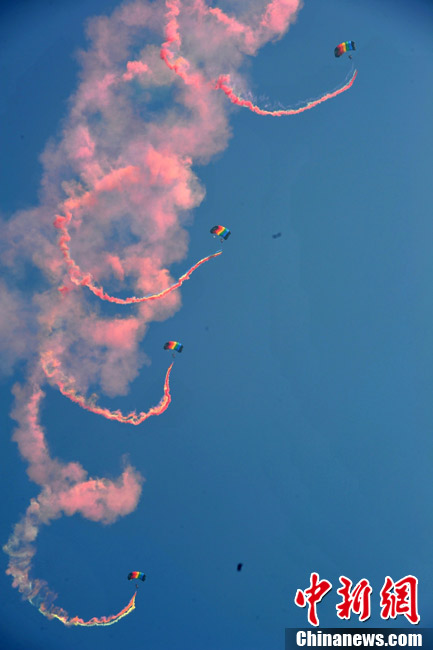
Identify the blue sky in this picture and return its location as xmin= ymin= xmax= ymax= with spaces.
xmin=1 ymin=1 xmax=433 ymax=649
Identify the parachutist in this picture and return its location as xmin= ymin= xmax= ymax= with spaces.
xmin=128 ymin=571 xmax=146 ymax=582
xmin=334 ymin=41 xmax=356 ymax=58
xmin=164 ymin=341 xmax=183 ymax=355
xmin=210 ymin=225 xmax=231 ymax=241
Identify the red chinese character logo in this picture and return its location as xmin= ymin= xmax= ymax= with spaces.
xmin=336 ymin=576 xmax=372 ymax=622
xmin=380 ymin=575 xmax=420 ymax=624
xmin=295 ymin=572 xmax=332 ymax=626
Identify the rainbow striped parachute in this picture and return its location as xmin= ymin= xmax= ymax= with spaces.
xmin=334 ymin=41 xmax=356 ymax=57
xmin=210 ymin=225 xmax=231 ymax=240
xmin=128 ymin=571 xmax=146 ymax=581
xmin=164 ymin=341 xmax=183 ymax=353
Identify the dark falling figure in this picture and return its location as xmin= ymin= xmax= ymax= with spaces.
xmin=237 ymin=563 xmax=243 ymax=572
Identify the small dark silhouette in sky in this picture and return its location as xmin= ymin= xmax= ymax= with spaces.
xmin=272 ymin=232 xmax=282 ymax=239
xmin=237 ymin=563 xmax=243 ymax=572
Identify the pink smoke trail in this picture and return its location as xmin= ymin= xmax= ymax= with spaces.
xmin=41 ymin=351 xmax=173 ymax=425
xmin=2 ymin=0 xmax=359 ymax=630
xmin=215 ymin=69 xmax=358 ymax=116
xmin=39 ymin=593 xmax=137 ymax=627
xmin=54 ymin=210 xmax=222 ymax=303
xmin=161 ymin=1 xmax=356 ymax=116
xmin=3 ymin=381 xmax=143 ymax=624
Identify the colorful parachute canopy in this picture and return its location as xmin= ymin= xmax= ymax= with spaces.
xmin=128 ymin=571 xmax=146 ymax=581
xmin=334 ymin=41 xmax=356 ymax=57
xmin=164 ymin=341 xmax=183 ymax=353
xmin=210 ymin=225 xmax=231 ymax=240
